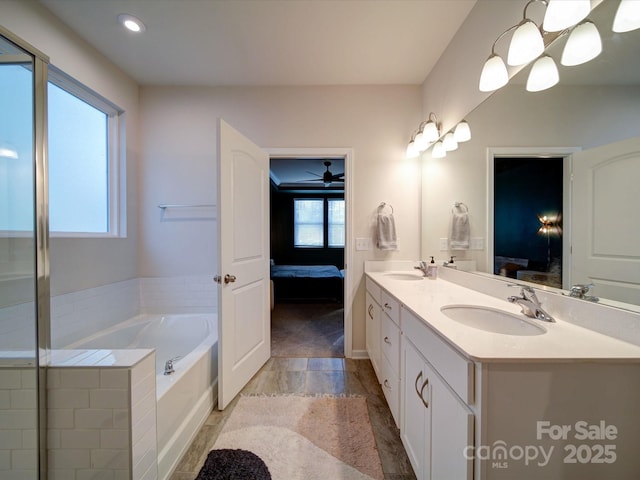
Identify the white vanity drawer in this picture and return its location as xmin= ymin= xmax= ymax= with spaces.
xmin=365 ymin=277 xmax=381 ymax=304
xmin=402 ymin=307 xmax=474 ymax=404
xmin=380 ymin=354 xmax=400 ymax=427
xmin=381 ymin=290 xmax=400 ymax=326
xmin=381 ymin=313 xmax=401 ymax=375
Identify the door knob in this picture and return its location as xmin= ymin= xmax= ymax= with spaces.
xmin=224 ymin=274 xmax=237 ymax=284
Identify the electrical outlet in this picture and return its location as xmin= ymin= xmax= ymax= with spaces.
xmin=439 ymin=238 xmax=448 ymax=251
xmin=355 ymin=237 xmax=371 ymax=251
xmin=471 ymin=237 xmax=485 ymax=250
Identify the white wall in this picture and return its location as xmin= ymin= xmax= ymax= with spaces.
xmin=0 ymin=1 xmax=140 ymax=296
xmin=139 ymin=85 xmax=423 ymax=352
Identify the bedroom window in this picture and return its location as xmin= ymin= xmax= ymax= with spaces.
xmin=294 ymin=198 xmax=345 ymax=248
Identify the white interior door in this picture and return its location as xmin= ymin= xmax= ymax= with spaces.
xmin=571 ymin=136 xmax=640 ymax=305
xmin=217 ymin=119 xmax=270 ymax=410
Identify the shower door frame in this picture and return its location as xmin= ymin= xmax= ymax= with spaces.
xmin=0 ymin=25 xmax=50 ymax=479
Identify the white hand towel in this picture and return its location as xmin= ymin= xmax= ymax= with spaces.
xmin=376 ymin=213 xmax=398 ymax=250
xmin=450 ymin=204 xmax=470 ymax=250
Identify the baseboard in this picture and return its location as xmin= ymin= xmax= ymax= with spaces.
xmin=350 ymin=349 xmax=369 ymax=360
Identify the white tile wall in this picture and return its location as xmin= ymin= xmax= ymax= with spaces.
xmin=47 ymin=351 xmax=157 ymax=480
xmin=50 ymin=279 xmax=140 ymax=348
xmin=139 ymin=276 xmax=216 ymax=313
xmin=0 ymin=367 xmax=38 ymax=479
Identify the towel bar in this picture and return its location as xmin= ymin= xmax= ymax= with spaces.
xmin=158 ymin=204 xmax=216 ymax=209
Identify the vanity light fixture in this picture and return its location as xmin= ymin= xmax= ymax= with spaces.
xmin=118 ymin=14 xmax=146 ymax=33
xmin=422 ymin=113 xmax=441 ymax=143
xmin=561 ymin=20 xmax=602 ymax=66
xmin=526 ymin=55 xmax=559 ymax=92
xmin=613 ymin=0 xmax=640 ymax=33
xmin=507 ymin=0 xmax=546 ymax=66
xmin=453 ymin=120 xmax=471 ymax=143
xmin=442 ymin=132 xmax=458 ymax=152
xmin=479 ymin=27 xmax=513 ymax=92
xmin=542 ymin=0 xmax=590 ymax=32
xmin=405 ymin=134 xmax=419 ymax=159
xmin=432 ymin=141 xmax=446 ymax=159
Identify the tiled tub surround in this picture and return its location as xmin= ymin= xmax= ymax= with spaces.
xmin=47 ymin=350 xmax=157 ymax=480
xmin=365 ymin=262 xmax=640 ymax=479
xmin=69 ymin=312 xmax=219 ymax=480
xmin=0 ymin=275 xmax=218 ymax=480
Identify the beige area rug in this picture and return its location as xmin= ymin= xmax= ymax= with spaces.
xmin=211 ymin=395 xmax=384 ymax=480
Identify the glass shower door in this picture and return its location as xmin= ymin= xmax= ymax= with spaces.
xmin=0 ymin=33 xmax=41 ymax=480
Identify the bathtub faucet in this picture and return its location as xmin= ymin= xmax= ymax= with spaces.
xmin=164 ymin=359 xmax=176 ymax=375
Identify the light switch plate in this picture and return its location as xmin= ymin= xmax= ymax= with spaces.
xmin=356 ymin=237 xmax=371 ymax=251
xmin=439 ymin=238 xmax=448 ymax=251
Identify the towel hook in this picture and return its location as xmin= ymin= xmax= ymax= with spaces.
xmin=378 ymin=202 xmax=394 ymax=214
xmin=454 ymin=202 xmax=468 ymax=211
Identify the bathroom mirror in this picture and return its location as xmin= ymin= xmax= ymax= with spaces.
xmin=421 ymin=0 xmax=640 ymax=311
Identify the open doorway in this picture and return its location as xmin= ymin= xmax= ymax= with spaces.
xmin=268 ymin=155 xmax=347 ymax=358
xmin=492 ymin=156 xmax=564 ymax=288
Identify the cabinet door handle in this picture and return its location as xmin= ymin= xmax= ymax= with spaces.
xmin=414 ymin=371 xmax=423 ymax=398
xmin=383 ymin=379 xmax=391 ymax=389
xmin=419 ymin=378 xmax=430 ymax=408
xmin=383 ymin=303 xmax=392 ymax=310
xmin=367 ymin=304 xmax=373 ymax=319
xmin=383 ymin=336 xmax=391 ymax=345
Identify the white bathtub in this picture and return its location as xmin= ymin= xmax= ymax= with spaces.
xmin=72 ymin=313 xmax=218 ymax=480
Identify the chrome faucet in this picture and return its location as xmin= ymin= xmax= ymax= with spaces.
xmin=414 ymin=261 xmax=429 ymax=277
xmin=164 ymin=359 xmax=176 ymax=375
xmin=508 ymin=285 xmax=555 ymax=322
xmin=569 ymin=283 xmax=599 ymax=302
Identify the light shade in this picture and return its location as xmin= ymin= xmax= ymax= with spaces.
xmin=414 ymin=130 xmax=429 ymax=152
xmin=453 ymin=120 xmax=471 ymax=143
xmin=561 ymin=21 xmax=602 ymax=66
xmin=543 ymin=0 xmax=590 ymax=32
xmin=526 ymin=55 xmax=559 ymax=92
xmin=432 ymin=141 xmax=446 ymax=159
xmin=479 ymin=54 xmax=509 ymax=92
xmin=613 ymin=0 xmax=640 ymax=33
xmin=508 ymin=20 xmax=545 ymax=66
xmin=442 ymin=132 xmax=458 ymax=152
xmin=422 ymin=120 xmax=440 ymax=143
xmin=405 ymin=140 xmax=419 ymax=159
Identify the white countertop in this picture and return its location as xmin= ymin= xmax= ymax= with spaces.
xmin=367 ymin=270 xmax=640 ymax=363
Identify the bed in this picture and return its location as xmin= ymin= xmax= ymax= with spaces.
xmin=270 ymin=265 xmax=344 ymax=303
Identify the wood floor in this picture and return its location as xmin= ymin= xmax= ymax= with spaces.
xmin=170 ymin=356 xmax=416 ymax=479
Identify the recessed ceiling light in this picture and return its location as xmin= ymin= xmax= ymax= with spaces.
xmin=118 ymin=14 xmax=146 ymax=33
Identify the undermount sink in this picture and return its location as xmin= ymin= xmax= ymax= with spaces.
xmin=440 ymin=304 xmax=547 ymax=336
xmin=383 ymin=272 xmax=424 ymax=281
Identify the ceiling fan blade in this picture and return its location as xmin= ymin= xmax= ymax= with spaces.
xmin=305 ymin=170 xmax=323 ymax=178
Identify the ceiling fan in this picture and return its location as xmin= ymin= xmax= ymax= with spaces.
xmin=300 ymin=161 xmax=344 ymax=187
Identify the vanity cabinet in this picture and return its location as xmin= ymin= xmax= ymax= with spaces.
xmin=380 ymin=292 xmax=401 ymax=426
xmin=366 ymin=278 xmax=402 ymax=425
xmin=401 ymin=308 xmax=474 ymax=480
xmin=365 ymin=278 xmax=381 ymax=377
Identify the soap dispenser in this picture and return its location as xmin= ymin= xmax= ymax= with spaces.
xmin=427 ymin=256 xmax=438 ymax=279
